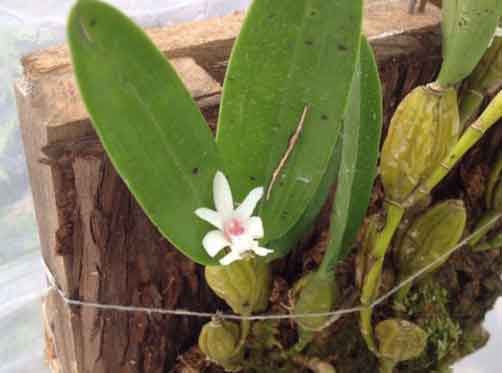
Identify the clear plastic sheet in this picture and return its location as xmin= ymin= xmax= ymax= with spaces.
xmin=0 ymin=1 xmax=500 ymax=372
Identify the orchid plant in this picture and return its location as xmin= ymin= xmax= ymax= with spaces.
xmin=63 ymin=0 xmax=391 ymax=367
xmin=67 ymin=0 xmax=377 ymax=367
xmin=66 ymin=0 xmax=502 ymax=370
xmin=67 ymin=0 xmax=371 ymax=272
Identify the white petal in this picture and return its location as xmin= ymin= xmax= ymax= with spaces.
xmin=253 ymin=246 xmax=273 ymax=257
xmin=214 ymin=171 xmax=234 ymax=218
xmin=236 ymin=186 xmax=264 ymax=218
xmin=230 ymin=235 xmax=254 ymax=254
xmin=202 ymin=230 xmax=230 ymax=257
xmin=195 ymin=208 xmax=223 ymax=230
xmin=245 ymin=216 xmax=264 ymax=239
xmin=219 ymin=250 xmax=242 ymax=265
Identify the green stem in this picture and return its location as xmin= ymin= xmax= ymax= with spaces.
xmin=468 ymin=210 xmax=502 ymax=246
xmin=406 ymin=90 xmax=502 ymax=206
xmin=460 ymin=36 xmax=502 ymax=123
xmin=473 ymin=233 xmax=502 ymax=252
xmin=318 ymin=248 xmax=337 ymax=276
xmin=234 ymin=318 xmax=251 ymax=355
xmin=360 ymin=202 xmax=405 ymax=353
xmin=394 ymin=282 xmax=413 ymax=304
xmin=360 ymin=257 xmax=384 ymax=353
xmin=379 ymin=358 xmax=397 ymax=373
xmin=459 ymin=89 xmax=484 ymax=129
xmin=288 ymin=329 xmax=315 ymax=356
xmin=373 ymin=203 xmax=405 ymax=258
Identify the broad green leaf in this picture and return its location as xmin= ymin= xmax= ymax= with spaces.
xmin=67 ymin=0 xmax=220 ymax=265
xmin=266 ymin=142 xmax=341 ymax=261
xmin=319 ymin=37 xmax=383 ymax=275
xmin=440 ymin=0 xmax=458 ymax=61
xmin=217 ymin=0 xmax=363 ymax=241
xmin=438 ymin=0 xmax=499 ymax=86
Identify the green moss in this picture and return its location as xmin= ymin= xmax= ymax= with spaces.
xmin=236 ymin=316 xmax=379 ymax=373
xmin=400 ymin=280 xmax=461 ymax=372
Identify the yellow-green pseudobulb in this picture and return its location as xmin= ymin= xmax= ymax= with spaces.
xmin=380 ymin=86 xmax=460 ymax=207
xmin=394 ymin=200 xmax=467 ymax=301
xmin=199 ymin=319 xmax=242 ymax=371
xmin=205 ymin=257 xmax=271 ymax=316
xmin=375 ymin=319 xmax=428 ymax=373
xmin=292 ymin=272 xmax=338 ymax=333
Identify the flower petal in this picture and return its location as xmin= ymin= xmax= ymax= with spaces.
xmin=202 ymin=230 xmax=230 ymax=257
xmin=236 ymin=186 xmax=264 ymax=218
xmin=219 ymin=250 xmax=242 ymax=266
xmin=214 ymin=171 xmax=234 ymax=219
xmin=230 ymin=235 xmax=254 ymax=254
xmin=195 ymin=208 xmax=223 ymax=230
xmin=253 ymin=246 xmax=273 ymax=257
xmin=245 ymin=216 xmax=264 ymax=239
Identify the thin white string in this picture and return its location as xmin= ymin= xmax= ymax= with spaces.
xmin=42 ymin=214 xmax=501 ymax=322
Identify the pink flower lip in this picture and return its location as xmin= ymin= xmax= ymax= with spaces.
xmin=224 ymin=218 xmax=245 ymax=237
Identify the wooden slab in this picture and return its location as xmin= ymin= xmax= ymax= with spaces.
xmin=17 ymin=0 xmax=441 ymax=142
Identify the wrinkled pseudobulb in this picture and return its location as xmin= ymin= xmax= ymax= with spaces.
xmin=205 ymin=257 xmax=271 ymax=315
xmin=199 ymin=319 xmax=242 ymax=371
xmin=375 ymin=319 xmax=428 ymax=373
xmin=394 ymin=199 xmax=467 ymax=300
xmin=292 ymin=271 xmax=338 ymax=332
xmin=380 ymin=85 xmax=460 ymax=207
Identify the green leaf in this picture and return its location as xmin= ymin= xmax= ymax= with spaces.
xmin=266 ymin=142 xmax=341 ymax=261
xmin=216 ymin=0 xmax=363 ymax=241
xmin=438 ymin=0 xmax=499 ymax=87
xmin=319 ymin=37 xmax=383 ymax=275
xmin=67 ymin=0 xmax=221 ymax=265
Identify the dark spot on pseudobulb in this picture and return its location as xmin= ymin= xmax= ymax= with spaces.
xmin=305 ymin=40 xmax=314 ymax=46
xmin=338 ymin=44 xmax=348 ymax=51
xmin=90 ymin=18 xmax=97 ymax=27
xmin=192 ymin=167 xmax=199 ymax=175
xmin=321 ymin=114 xmax=329 ymax=120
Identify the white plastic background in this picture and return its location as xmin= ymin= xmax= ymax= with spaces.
xmin=0 ymin=1 xmax=500 ymax=372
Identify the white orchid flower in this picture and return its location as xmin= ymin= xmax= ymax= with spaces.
xmin=195 ymin=171 xmax=273 ymax=265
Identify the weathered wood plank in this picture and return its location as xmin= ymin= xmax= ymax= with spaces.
xmin=18 ymin=0 xmax=440 ymax=144
xmin=16 ymin=56 xmax=223 ymax=373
